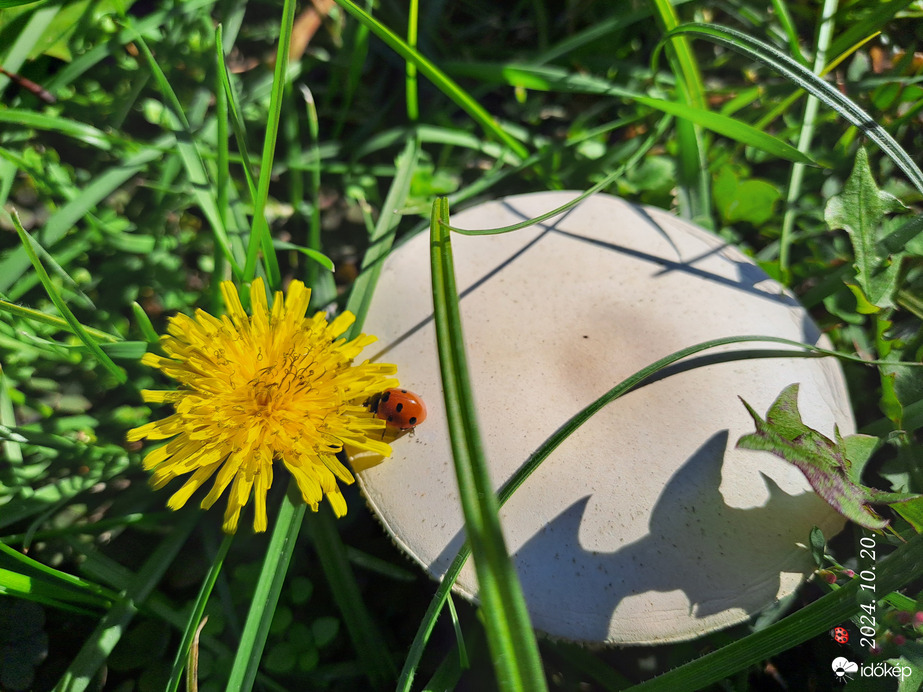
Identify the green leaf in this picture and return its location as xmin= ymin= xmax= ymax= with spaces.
xmin=876 ymin=314 xmax=923 ymax=432
xmin=808 ymin=526 xmax=826 ymax=568
xmin=271 ymin=240 xmax=334 ymax=272
xmin=737 ymin=383 xmax=918 ymax=529
xmin=713 ymin=168 xmax=781 ymax=225
xmin=892 ymin=497 xmax=923 ymax=533
xmin=825 ymin=147 xmax=908 ymax=309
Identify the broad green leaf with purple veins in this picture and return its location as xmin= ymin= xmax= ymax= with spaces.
xmin=825 ymin=147 xmax=908 ymax=310
xmin=737 ymin=383 xmax=919 ymax=530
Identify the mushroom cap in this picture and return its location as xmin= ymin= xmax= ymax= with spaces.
xmin=354 ymin=191 xmax=851 ymax=645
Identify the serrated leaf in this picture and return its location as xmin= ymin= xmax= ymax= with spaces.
xmin=737 ymin=383 xmax=918 ymax=530
xmin=825 ymin=147 xmax=908 ymax=309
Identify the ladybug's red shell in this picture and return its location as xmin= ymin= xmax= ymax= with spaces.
xmin=370 ymin=388 xmax=427 ymax=430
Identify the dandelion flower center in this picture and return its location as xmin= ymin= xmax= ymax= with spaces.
xmin=127 ymin=278 xmax=398 ymax=534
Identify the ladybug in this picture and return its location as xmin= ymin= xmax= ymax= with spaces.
xmin=833 ymin=626 xmax=849 ymax=644
xmin=368 ymin=388 xmax=427 ymax=430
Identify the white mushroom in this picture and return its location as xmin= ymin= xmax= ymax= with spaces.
xmin=353 ymin=191 xmax=851 ymax=645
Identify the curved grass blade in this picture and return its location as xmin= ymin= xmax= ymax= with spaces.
xmin=430 ymin=197 xmax=547 ymax=692
xmin=0 ymin=299 xmax=120 ymax=342
xmin=272 ymin=239 xmax=335 ymax=271
xmin=333 ymin=0 xmax=529 ymax=160
xmin=666 ymin=23 xmax=923 ymax=196
xmin=0 ymin=542 xmax=120 ymax=607
xmin=11 ymin=211 xmax=126 ymax=384
xmin=0 ymin=110 xmax=112 ymax=149
xmin=446 ymin=62 xmax=814 ymax=166
xmin=446 ymin=114 xmax=671 ymax=236
xmin=0 ymin=568 xmax=103 ymax=617
xmin=397 ymin=334 xmax=907 ymax=691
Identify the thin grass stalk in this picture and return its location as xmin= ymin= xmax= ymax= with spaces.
xmin=300 ymin=85 xmax=326 ymax=300
xmin=241 ymin=0 xmax=296 ymax=288
xmin=215 ymin=24 xmax=258 ymax=204
xmin=778 ymin=0 xmax=838 ymax=283
xmin=429 ymin=197 xmax=548 ymax=692
xmin=406 ymin=0 xmax=419 ymax=121
xmin=214 ymin=37 xmax=231 ymax=310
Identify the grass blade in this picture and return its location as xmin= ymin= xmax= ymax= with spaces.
xmin=11 ymin=211 xmax=126 ymax=384
xmin=224 ymin=483 xmax=305 ymax=692
xmin=445 ymin=62 xmax=815 ymax=165
xmin=118 ymin=14 xmax=245 ymax=281
xmin=429 ymin=197 xmax=547 ymax=692
xmin=240 ymin=0 xmax=295 ymax=287
xmin=0 ymin=110 xmax=113 ymax=150
xmin=215 ymin=23 xmax=258 ymax=205
xmin=778 ymin=0 xmax=839 ymax=282
xmin=344 ymin=134 xmax=421 ymax=336
xmin=649 ymin=0 xmax=710 ymax=222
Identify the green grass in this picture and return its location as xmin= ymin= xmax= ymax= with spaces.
xmin=1 ymin=1 xmax=923 ymax=690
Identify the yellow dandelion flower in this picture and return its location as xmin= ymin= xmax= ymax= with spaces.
xmin=127 ymin=278 xmax=398 ymax=534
